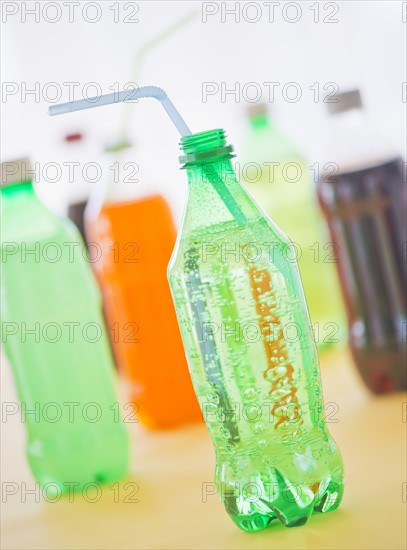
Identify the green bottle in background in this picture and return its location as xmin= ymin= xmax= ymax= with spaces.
xmin=168 ymin=130 xmax=344 ymax=533
xmin=241 ymin=104 xmax=346 ymax=351
xmin=1 ymin=158 xmax=129 ymax=493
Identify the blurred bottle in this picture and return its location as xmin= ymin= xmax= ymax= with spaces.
xmin=85 ymin=147 xmax=201 ymax=429
xmin=63 ymin=132 xmax=92 ymax=244
xmin=1 ymin=158 xmax=129 ymax=491
xmin=63 ymin=132 xmax=119 ymax=367
xmin=241 ymin=104 xmax=346 ymax=351
xmin=318 ymin=90 xmax=406 ymax=393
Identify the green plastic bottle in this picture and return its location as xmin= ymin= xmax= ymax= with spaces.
xmin=241 ymin=105 xmax=346 ymax=351
xmin=1 ymin=158 xmax=129 ymax=493
xmin=168 ymin=130 xmax=344 ymax=532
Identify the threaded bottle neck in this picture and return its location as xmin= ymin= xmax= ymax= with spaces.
xmin=179 ymin=129 xmax=234 ymax=169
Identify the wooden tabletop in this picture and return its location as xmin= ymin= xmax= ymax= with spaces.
xmin=1 ymin=348 xmax=406 ymax=550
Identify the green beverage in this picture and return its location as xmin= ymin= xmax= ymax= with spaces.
xmin=241 ymin=105 xmax=346 ymax=350
xmin=168 ymin=130 xmax=344 ymax=532
xmin=1 ymin=158 xmax=129 ymax=493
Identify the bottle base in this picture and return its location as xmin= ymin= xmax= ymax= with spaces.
xmin=225 ymin=474 xmax=344 ymax=533
xmin=27 ymin=432 xmax=129 ymax=495
xmin=350 ymin=344 xmax=407 ymax=393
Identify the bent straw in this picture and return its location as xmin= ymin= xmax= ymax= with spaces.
xmin=49 ymin=86 xmax=246 ymax=225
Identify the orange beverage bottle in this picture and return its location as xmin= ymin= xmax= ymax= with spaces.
xmin=85 ymin=153 xmax=201 ymax=429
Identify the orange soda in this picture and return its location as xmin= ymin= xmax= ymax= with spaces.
xmin=86 ymin=194 xmax=202 ymax=429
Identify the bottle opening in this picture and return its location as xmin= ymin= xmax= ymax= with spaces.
xmin=179 ymin=129 xmax=234 ymax=168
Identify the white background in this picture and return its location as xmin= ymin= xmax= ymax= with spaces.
xmin=1 ymin=0 xmax=406 ymax=220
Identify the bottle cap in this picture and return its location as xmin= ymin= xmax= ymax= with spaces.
xmin=327 ymin=89 xmax=362 ymax=115
xmin=247 ymin=103 xmax=268 ymax=118
xmin=1 ymin=157 xmax=33 ymax=188
xmin=64 ymin=132 xmax=83 ymax=143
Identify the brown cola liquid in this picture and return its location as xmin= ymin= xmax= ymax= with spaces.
xmin=67 ymin=200 xmax=87 ymax=244
xmin=318 ymin=157 xmax=406 ymax=393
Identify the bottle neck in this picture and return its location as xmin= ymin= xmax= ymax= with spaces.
xmin=86 ymin=149 xmax=159 ymax=221
xmin=182 ymin=158 xmax=260 ymax=232
xmin=249 ymin=113 xmax=270 ymax=131
xmin=1 ymin=180 xmax=60 ymax=243
xmin=330 ymin=107 xmax=364 ymax=127
xmin=179 ymin=129 xmax=262 ymax=232
xmin=1 ymin=181 xmax=35 ymax=205
xmin=325 ymin=108 xmax=398 ymax=169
